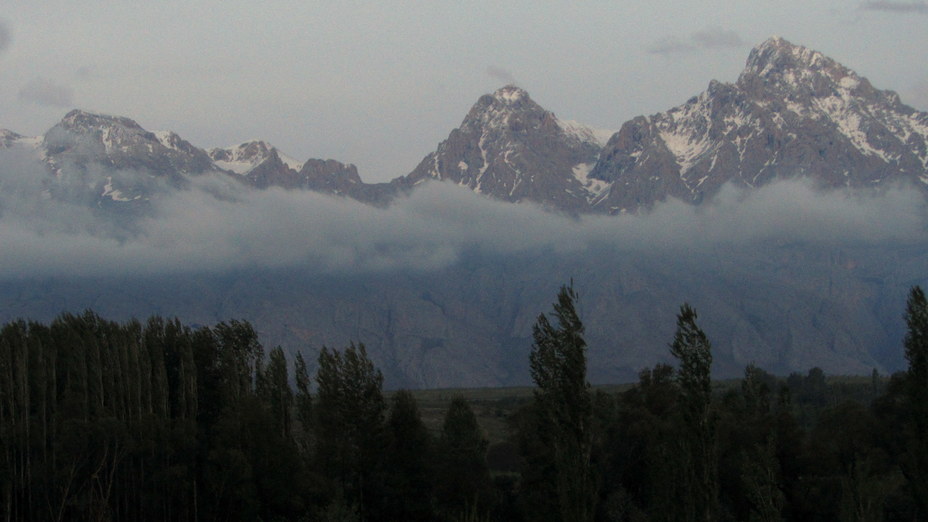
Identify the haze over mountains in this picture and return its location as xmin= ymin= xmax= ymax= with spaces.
xmin=1 ymin=37 xmax=927 ymax=387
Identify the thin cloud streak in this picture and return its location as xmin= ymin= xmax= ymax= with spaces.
xmin=862 ymin=1 xmax=928 ymax=12
xmin=691 ymin=28 xmax=745 ymax=48
xmin=648 ymin=27 xmax=745 ymax=55
xmin=486 ymin=66 xmax=516 ymax=85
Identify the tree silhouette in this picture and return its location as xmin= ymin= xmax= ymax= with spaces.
xmin=529 ymin=283 xmax=595 ymax=522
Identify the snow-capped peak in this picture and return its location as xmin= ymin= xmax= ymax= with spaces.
xmin=59 ymin=109 xmax=143 ymax=133
xmin=492 ymin=84 xmax=528 ymax=104
xmin=742 ymin=36 xmax=831 ymax=80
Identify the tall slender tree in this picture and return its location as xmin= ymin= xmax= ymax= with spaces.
xmin=259 ymin=347 xmax=293 ymax=440
xmin=315 ymin=343 xmax=386 ymax=518
xmin=528 ymin=283 xmax=595 ymax=522
xmin=670 ymin=303 xmax=718 ymax=522
xmin=902 ymin=286 xmax=928 ymax=513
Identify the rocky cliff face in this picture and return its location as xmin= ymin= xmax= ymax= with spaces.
xmin=395 ymin=38 xmax=928 ymax=213
xmin=31 ymin=111 xmax=218 ymax=209
xmin=0 ymin=241 xmax=915 ymax=388
xmin=404 ymin=85 xmax=611 ymax=213
xmin=589 ymin=37 xmax=928 ymax=212
xmin=44 ymin=110 xmax=214 ymax=179
xmin=3 ymin=115 xmax=369 ymax=208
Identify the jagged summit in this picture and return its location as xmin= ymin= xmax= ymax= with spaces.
xmin=745 ymin=36 xmax=826 ymax=72
xmin=491 ymin=84 xmax=529 ymax=104
xmin=404 ymin=84 xmax=607 ymax=211
xmin=58 ymin=109 xmax=145 ymax=132
xmin=588 ymin=36 xmax=928 ymax=213
xmin=465 ymin=85 xmax=548 ymax=131
xmin=738 ymin=36 xmax=870 ymax=99
xmin=42 ymin=109 xmax=214 ymax=180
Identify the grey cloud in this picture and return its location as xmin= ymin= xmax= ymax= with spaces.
xmin=691 ymin=28 xmax=745 ymax=48
xmin=0 ymin=146 xmax=925 ymax=280
xmin=648 ymin=28 xmax=746 ymax=55
xmin=862 ymin=1 xmax=928 ymax=12
xmin=18 ymin=77 xmax=74 ymax=108
xmin=486 ymin=65 xmax=516 ymax=84
xmin=646 ymin=37 xmax=693 ymax=55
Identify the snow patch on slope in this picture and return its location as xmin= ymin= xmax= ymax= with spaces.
xmin=209 ymin=141 xmax=302 ymax=175
xmin=572 ymin=162 xmax=608 ymax=199
xmin=279 ymin=152 xmax=303 ymax=172
xmin=557 ymin=118 xmax=614 ymax=147
xmin=101 ymin=176 xmax=140 ymax=202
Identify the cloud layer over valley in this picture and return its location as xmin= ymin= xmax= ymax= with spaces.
xmin=1 ymin=148 xmax=926 ymax=280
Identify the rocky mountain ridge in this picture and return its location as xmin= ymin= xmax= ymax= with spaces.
xmin=4 ymin=37 xmax=926 ymax=214
xmin=590 ymin=36 xmax=928 ymax=212
xmin=1 ymin=110 xmax=367 ymax=207
xmin=402 ymin=84 xmax=613 ymax=213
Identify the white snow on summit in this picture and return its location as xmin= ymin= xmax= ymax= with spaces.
xmin=493 ymin=85 xmax=526 ymax=103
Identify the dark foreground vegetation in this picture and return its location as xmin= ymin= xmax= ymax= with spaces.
xmin=2 ymin=285 xmax=928 ymax=521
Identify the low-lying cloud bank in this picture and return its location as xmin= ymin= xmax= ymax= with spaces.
xmin=0 ymin=148 xmax=926 ymax=279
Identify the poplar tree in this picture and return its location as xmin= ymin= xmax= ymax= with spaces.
xmin=528 ymin=283 xmax=595 ymax=522
xmin=670 ymin=303 xmax=718 ymax=522
xmin=260 ymin=347 xmax=293 ymax=440
xmin=315 ymin=343 xmax=385 ymax=518
xmin=902 ymin=286 xmax=928 ymax=513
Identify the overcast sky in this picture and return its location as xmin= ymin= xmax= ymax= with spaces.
xmin=1 ymin=1 xmax=926 ymax=182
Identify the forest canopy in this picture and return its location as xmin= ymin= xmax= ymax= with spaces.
xmin=1 ymin=286 xmax=927 ymax=520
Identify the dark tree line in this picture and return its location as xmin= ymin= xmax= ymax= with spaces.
xmin=0 ymin=314 xmax=492 ymax=521
xmin=2 ymin=285 xmax=928 ymax=520
xmin=518 ymin=285 xmax=928 ymax=521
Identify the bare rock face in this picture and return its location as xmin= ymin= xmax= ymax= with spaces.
xmin=404 ymin=85 xmax=611 ymax=213
xmin=299 ymin=158 xmax=362 ymax=193
xmin=32 ymin=111 xmax=217 ymax=209
xmin=590 ymin=37 xmax=928 ymax=213
xmin=45 ymin=110 xmax=214 ymax=179
xmin=398 ymin=39 xmax=927 ymax=214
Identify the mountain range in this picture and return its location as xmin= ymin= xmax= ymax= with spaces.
xmin=1 ymin=37 xmax=927 ymax=387
xmin=3 ymin=37 xmax=926 ymax=215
